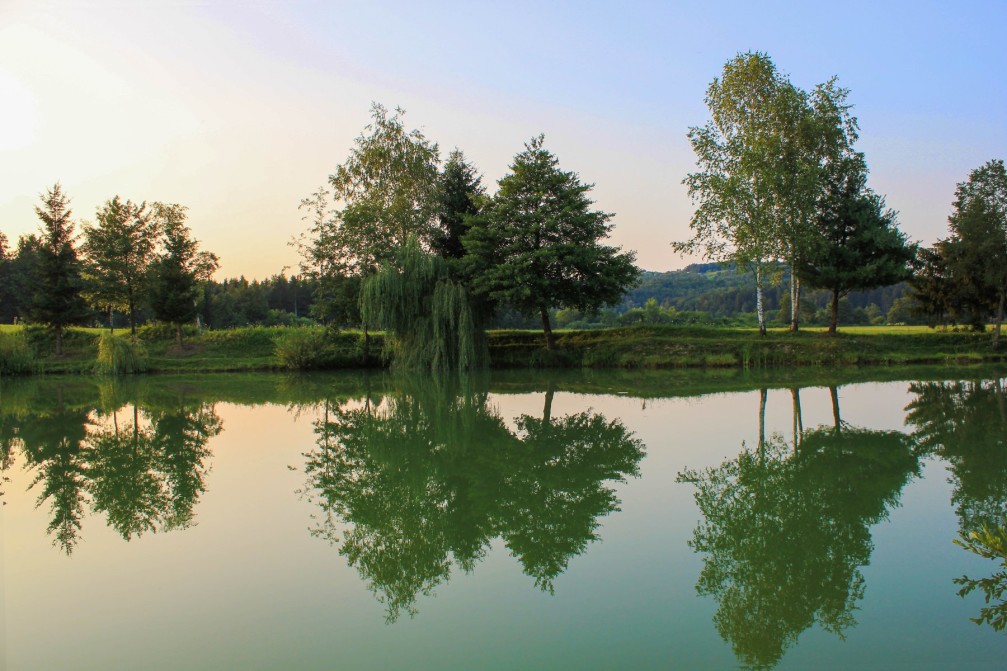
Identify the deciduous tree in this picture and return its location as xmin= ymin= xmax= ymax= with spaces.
xmin=81 ymin=196 xmax=157 ymax=337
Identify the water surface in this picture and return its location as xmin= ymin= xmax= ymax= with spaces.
xmin=2 ymin=369 xmax=1006 ymax=669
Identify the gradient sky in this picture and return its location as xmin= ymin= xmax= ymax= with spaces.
xmin=1 ymin=0 xmax=1005 ymax=279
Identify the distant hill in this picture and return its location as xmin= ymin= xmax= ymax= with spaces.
xmin=620 ymin=263 xmax=909 ymax=319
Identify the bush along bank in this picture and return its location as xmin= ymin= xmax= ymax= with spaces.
xmin=5 ymin=323 xmax=1007 ymax=375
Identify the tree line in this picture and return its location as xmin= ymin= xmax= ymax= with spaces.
xmin=676 ymin=51 xmax=1007 ymax=343
xmin=296 ymin=104 xmax=639 ymax=369
xmin=7 ymin=54 xmax=1003 ymax=361
xmin=1 ymin=184 xmax=217 ymax=352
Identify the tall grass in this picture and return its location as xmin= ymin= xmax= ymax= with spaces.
xmin=95 ymin=333 xmax=148 ymax=375
xmin=0 ymin=331 xmax=35 ymax=374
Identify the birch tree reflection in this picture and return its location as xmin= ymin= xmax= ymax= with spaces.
xmin=302 ymin=380 xmax=645 ymax=621
xmin=679 ymin=387 xmax=918 ymax=669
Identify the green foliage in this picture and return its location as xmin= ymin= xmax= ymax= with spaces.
xmin=302 ymin=380 xmax=644 ymax=620
xmin=911 ymin=160 xmax=1007 ymax=342
xmin=464 ymin=135 xmax=639 ymax=348
xmin=0 ymin=330 xmax=35 ymax=374
xmin=95 ymin=332 xmax=148 ymax=375
xmin=954 ymin=525 xmax=1007 ymax=632
xmin=360 ymin=238 xmax=484 ymax=371
xmin=30 ymin=183 xmax=90 ymax=354
xmin=146 ymin=202 xmax=219 ymax=345
xmin=81 ymin=196 xmax=157 ymax=335
xmin=800 ymin=174 xmax=915 ymax=332
xmin=678 ymin=406 xmax=918 ymax=668
xmin=433 ymin=149 xmax=484 ymax=260
xmin=275 ymin=327 xmax=344 ymax=370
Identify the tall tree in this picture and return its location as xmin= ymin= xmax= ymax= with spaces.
xmin=433 ymin=149 xmax=484 ymax=260
xmin=780 ymin=79 xmax=863 ymax=332
xmin=674 ymin=52 xmax=798 ymax=336
xmin=799 ymin=173 xmax=915 ymax=334
xmin=81 ymin=196 xmax=157 ymax=337
xmin=146 ymin=203 xmax=219 ymax=347
xmin=31 ymin=183 xmax=89 ymax=355
xmin=307 ymin=103 xmax=440 ymax=278
xmin=948 ymin=160 xmax=1007 ymax=345
xmin=464 ymin=135 xmax=639 ymax=349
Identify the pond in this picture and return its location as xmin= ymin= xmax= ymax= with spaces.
xmin=2 ymin=368 xmax=1006 ymax=670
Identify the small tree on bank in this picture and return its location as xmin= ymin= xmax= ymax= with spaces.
xmin=799 ymin=172 xmax=915 ymax=334
xmin=81 ymin=196 xmax=157 ymax=337
xmin=464 ymin=136 xmax=639 ymax=350
xmin=146 ymin=203 xmax=218 ymax=348
xmin=31 ymin=183 xmax=88 ymax=355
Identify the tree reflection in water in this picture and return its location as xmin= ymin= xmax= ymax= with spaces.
xmin=302 ymin=378 xmax=646 ymax=621
xmin=678 ymin=386 xmax=919 ymax=669
xmin=3 ymin=381 xmax=221 ymax=554
xmin=907 ymin=378 xmax=1007 ymax=633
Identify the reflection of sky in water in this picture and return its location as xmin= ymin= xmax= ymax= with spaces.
xmin=1 ymin=377 xmax=1005 ymax=670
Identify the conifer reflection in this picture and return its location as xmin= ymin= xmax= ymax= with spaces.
xmin=907 ymin=378 xmax=1007 ymax=632
xmin=679 ymin=387 xmax=918 ymax=669
xmin=906 ymin=378 xmax=1007 ymax=533
xmin=303 ymin=379 xmax=645 ymax=621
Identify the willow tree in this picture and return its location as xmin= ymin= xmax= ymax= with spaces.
xmin=360 ymin=238 xmax=483 ymax=372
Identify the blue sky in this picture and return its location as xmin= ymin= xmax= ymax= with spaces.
xmin=1 ymin=0 xmax=1004 ymax=277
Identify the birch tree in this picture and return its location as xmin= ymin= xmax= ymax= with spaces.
xmin=674 ymin=52 xmax=795 ymax=335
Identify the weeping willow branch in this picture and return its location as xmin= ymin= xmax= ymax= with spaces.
xmin=359 ymin=237 xmax=486 ymax=372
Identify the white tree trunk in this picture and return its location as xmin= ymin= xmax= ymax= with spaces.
xmin=756 ymin=265 xmax=767 ymax=336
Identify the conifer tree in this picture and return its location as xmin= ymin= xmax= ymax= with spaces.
xmin=465 ymin=136 xmax=639 ymax=350
xmin=31 ymin=183 xmax=88 ymax=355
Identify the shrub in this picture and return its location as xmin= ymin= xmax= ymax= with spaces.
xmin=0 ymin=331 xmax=35 ymax=374
xmin=95 ymin=333 xmax=148 ymax=375
xmin=275 ymin=328 xmax=337 ymax=370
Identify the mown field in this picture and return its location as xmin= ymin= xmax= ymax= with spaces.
xmin=1 ymin=322 xmax=1005 ymax=376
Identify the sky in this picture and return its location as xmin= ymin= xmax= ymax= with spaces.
xmin=1 ymin=0 xmax=1005 ymax=279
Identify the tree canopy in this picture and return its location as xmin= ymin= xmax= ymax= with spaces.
xmin=464 ymin=135 xmax=639 ymax=349
xmin=31 ymin=183 xmax=88 ymax=355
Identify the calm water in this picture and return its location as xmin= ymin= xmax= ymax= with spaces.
xmin=2 ymin=369 xmax=1006 ymax=670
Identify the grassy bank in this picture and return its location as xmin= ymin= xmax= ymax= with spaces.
xmin=4 ymin=323 xmax=1007 ymax=375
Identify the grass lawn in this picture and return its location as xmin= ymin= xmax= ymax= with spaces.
xmin=1 ymin=322 xmax=1004 ymax=375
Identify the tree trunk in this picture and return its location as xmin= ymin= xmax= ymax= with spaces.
xmin=542 ymin=385 xmax=555 ymax=425
xmin=55 ymin=325 xmax=63 ymax=356
xmin=790 ymin=274 xmax=801 ymax=332
xmin=829 ymin=288 xmax=840 ymax=335
xmin=830 ymin=385 xmax=841 ymax=434
xmin=758 ymin=387 xmax=767 ymax=452
xmin=175 ymin=322 xmax=183 ymax=349
xmin=540 ymin=306 xmax=556 ymax=350
xmin=756 ymin=268 xmax=767 ymax=336
xmin=129 ymin=294 xmax=137 ymax=340
xmin=109 ymin=306 xmax=115 ymax=335
xmin=791 ymin=387 xmax=803 ymax=453
xmin=362 ymin=322 xmax=370 ymax=365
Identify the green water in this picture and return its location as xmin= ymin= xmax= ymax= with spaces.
xmin=1 ymin=369 xmax=1006 ymax=669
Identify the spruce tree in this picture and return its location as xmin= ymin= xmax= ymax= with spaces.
xmin=464 ymin=136 xmax=639 ymax=350
xmin=32 ymin=183 xmax=89 ymax=355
